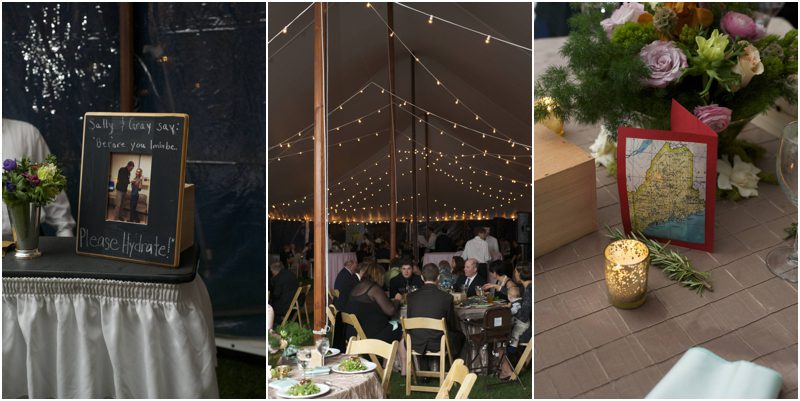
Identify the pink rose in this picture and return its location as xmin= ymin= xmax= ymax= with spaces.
xmin=721 ymin=11 xmax=759 ymax=40
xmin=694 ymin=104 xmax=732 ymax=133
xmin=601 ymin=3 xmax=646 ymax=35
xmin=639 ymin=40 xmax=687 ymax=88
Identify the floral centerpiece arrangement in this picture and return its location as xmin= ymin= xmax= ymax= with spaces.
xmin=268 ymin=321 xmax=314 ymax=366
xmin=3 ymin=155 xmax=67 ymax=206
xmin=2 ymin=155 xmax=67 ymax=258
xmin=535 ymin=2 xmax=797 ymax=200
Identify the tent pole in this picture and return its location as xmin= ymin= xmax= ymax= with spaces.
xmin=425 ymin=114 xmax=430 ymax=226
xmin=410 ymin=52 xmax=418 ymax=264
xmin=312 ymin=2 xmax=328 ymax=332
xmin=386 ymin=3 xmax=399 ymax=259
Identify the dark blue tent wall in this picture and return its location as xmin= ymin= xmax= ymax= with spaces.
xmin=3 ymin=3 xmax=266 ymax=337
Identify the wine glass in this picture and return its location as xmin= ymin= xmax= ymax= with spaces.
xmin=752 ymin=3 xmax=784 ymax=30
xmin=767 ymin=121 xmax=798 ymax=282
xmin=296 ymin=348 xmax=312 ymax=378
xmin=316 ymin=337 xmax=329 ymax=366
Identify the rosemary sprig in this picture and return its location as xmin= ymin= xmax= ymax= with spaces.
xmin=606 ymin=227 xmax=713 ymax=294
xmin=784 ymin=223 xmax=797 ymax=240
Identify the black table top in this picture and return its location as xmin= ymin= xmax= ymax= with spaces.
xmin=2 ymin=237 xmax=198 ymax=284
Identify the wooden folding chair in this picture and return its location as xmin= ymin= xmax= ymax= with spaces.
xmin=326 ymin=304 xmax=337 ymax=344
xmin=346 ymin=337 xmax=399 ymax=397
xmin=401 ymin=317 xmax=453 ymax=395
xmin=301 ymin=284 xmax=312 ymax=324
xmin=340 ymin=312 xmax=384 ymax=377
xmin=280 ymin=285 xmax=309 ymax=327
xmin=328 ymin=288 xmax=340 ymax=302
xmin=435 ymin=359 xmax=477 ymax=399
xmin=511 ymin=341 xmax=532 ymax=383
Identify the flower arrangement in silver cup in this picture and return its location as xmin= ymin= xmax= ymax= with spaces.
xmin=535 ymin=3 xmax=798 ymax=200
xmin=2 ymin=155 xmax=67 ymax=206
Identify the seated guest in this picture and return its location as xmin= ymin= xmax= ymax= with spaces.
xmin=453 ymin=258 xmax=486 ymax=297
xmin=499 ymin=262 xmax=532 ymax=379
xmin=268 ymin=262 xmax=299 ymax=328
xmin=438 ymin=260 xmax=455 ymax=290
xmin=481 ymin=260 xmax=518 ymax=300
xmin=344 ymin=264 xmax=402 ymax=343
xmin=279 ymin=244 xmax=294 ymax=269
xmin=389 ymin=260 xmax=424 ymax=298
xmin=384 ymin=257 xmax=402 ymax=289
xmin=334 ymin=259 xmax=359 ymax=310
xmin=451 ymin=256 xmax=466 ymax=280
xmin=507 ymin=285 xmax=529 ymax=347
xmin=406 ymin=263 xmax=464 ymax=370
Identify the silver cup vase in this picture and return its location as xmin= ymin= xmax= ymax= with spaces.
xmin=7 ymin=202 xmax=42 ymax=259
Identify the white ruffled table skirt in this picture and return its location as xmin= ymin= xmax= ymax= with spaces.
xmin=2 ymin=275 xmax=219 ymax=398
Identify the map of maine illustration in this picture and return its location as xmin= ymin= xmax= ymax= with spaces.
xmin=625 ymin=139 xmax=707 ymax=244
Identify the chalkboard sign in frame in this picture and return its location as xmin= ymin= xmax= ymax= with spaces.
xmin=76 ymin=112 xmax=189 ymax=267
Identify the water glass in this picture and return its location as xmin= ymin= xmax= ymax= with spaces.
xmin=767 ymin=121 xmax=798 ymax=282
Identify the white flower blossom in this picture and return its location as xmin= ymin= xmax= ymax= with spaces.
xmin=590 ymin=126 xmax=617 ymax=170
xmin=717 ymin=155 xmax=761 ymax=197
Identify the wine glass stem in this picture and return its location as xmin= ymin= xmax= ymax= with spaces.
xmin=789 ymin=234 xmax=798 ymax=265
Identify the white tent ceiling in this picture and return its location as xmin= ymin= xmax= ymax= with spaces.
xmin=268 ymin=2 xmax=532 ymax=222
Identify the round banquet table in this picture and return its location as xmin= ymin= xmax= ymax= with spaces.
xmin=400 ymin=298 xmax=503 ymax=374
xmin=268 ymin=352 xmax=384 ymax=399
xmin=422 ymin=252 xmax=459 ymax=268
xmin=326 ymin=252 xmax=357 ymax=290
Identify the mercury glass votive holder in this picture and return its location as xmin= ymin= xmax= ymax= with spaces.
xmin=604 ymin=239 xmax=650 ymax=309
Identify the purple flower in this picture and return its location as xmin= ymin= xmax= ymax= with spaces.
xmin=22 ymin=172 xmax=40 ymax=187
xmin=4 ymin=181 xmax=14 ymax=192
xmin=601 ymin=2 xmax=646 ymax=35
xmin=3 ymin=159 xmax=16 ymax=171
xmin=639 ymin=40 xmax=687 ymax=88
xmin=721 ymin=11 xmax=759 ymax=40
xmin=694 ymin=104 xmax=732 ymax=133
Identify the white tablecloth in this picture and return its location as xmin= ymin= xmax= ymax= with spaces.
xmin=2 ymin=275 xmax=219 ymax=398
xmin=422 ymin=252 xmax=459 ymax=267
xmin=327 ymin=252 xmax=357 ymax=290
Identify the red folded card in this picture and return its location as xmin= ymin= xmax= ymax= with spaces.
xmin=616 ymin=100 xmax=717 ymax=252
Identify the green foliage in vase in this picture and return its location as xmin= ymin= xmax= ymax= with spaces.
xmin=785 ymin=223 xmax=797 ymax=240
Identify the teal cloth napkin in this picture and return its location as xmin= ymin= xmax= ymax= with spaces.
xmin=646 ymin=347 xmax=783 ymax=399
xmin=268 ymin=378 xmax=298 ymax=391
xmin=304 ymin=366 xmax=331 ymax=376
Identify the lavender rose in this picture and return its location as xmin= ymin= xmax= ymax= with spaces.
xmin=601 ymin=2 xmax=646 ymax=35
xmin=721 ymin=11 xmax=759 ymax=40
xmin=694 ymin=104 xmax=732 ymax=133
xmin=3 ymin=159 xmax=16 ymax=171
xmin=639 ymin=40 xmax=687 ymax=88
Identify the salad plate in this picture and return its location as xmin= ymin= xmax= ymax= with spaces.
xmin=276 ymin=380 xmax=330 ymax=399
xmin=330 ymin=356 xmax=377 ymax=374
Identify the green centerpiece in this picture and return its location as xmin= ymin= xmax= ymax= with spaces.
xmin=2 ymin=155 xmax=68 ymax=258
xmin=535 ymin=2 xmax=797 ymax=200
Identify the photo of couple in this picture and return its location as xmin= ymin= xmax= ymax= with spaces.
xmin=106 ymin=153 xmax=151 ymax=224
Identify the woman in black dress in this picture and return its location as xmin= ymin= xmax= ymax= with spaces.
xmin=343 ymin=263 xmax=402 ymax=343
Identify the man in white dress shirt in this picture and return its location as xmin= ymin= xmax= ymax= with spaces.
xmin=426 ymin=226 xmax=438 ymax=252
xmin=484 ymin=227 xmax=502 ymax=262
xmin=461 ymin=227 xmax=490 ymax=280
xmin=2 ymin=118 xmax=75 ymax=238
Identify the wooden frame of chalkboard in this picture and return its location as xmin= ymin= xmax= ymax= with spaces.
xmin=76 ymin=112 xmax=189 ymax=267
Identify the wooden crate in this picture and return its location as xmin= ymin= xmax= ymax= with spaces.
xmin=534 ymin=124 xmax=598 ymax=257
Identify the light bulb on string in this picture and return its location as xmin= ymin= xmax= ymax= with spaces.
xmin=485 ymin=35 xmax=491 ymax=44
xmin=282 ymin=26 xmax=288 ymax=34
xmin=428 ymin=15 xmax=433 ymax=24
